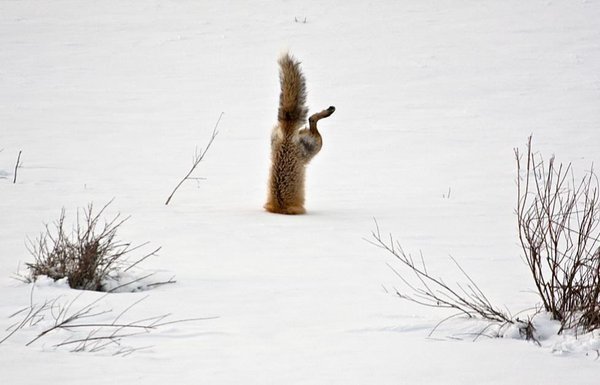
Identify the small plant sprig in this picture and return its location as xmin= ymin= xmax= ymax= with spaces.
xmin=165 ymin=113 xmax=222 ymax=205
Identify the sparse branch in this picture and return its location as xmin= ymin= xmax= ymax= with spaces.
xmin=107 ymin=273 xmax=155 ymax=293
xmin=1 ymin=292 xmax=217 ymax=354
xmin=1 ymin=297 xmax=50 ymax=344
xmin=144 ymin=276 xmax=177 ymax=289
xmin=369 ymin=220 xmax=540 ymax=342
xmin=165 ymin=112 xmax=223 ymax=205
xmin=370 ymin=220 xmax=515 ymax=326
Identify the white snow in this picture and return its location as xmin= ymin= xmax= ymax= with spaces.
xmin=1 ymin=0 xmax=599 ymax=383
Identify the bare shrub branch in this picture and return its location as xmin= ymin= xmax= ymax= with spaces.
xmin=370 ymin=221 xmax=513 ymax=324
xmin=165 ymin=112 xmax=223 ymax=205
xmin=0 ymin=288 xmax=217 ymax=354
xmin=369 ymin=220 xmax=537 ymax=341
xmin=516 ymin=136 xmax=600 ymax=332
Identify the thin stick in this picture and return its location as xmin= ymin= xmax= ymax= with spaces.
xmin=107 ymin=273 xmax=155 ymax=293
xmin=13 ymin=150 xmax=22 ymax=183
xmin=165 ymin=113 xmax=223 ymax=205
xmin=123 ymin=246 xmax=162 ymax=272
xmin=145 ymin=276 xmax=177 ymax=288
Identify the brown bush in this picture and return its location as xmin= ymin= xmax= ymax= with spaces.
xmin=26 ymin=202 xmax=160 ymax=292
xmin=516 ymin=137 xmax=600 ymax=332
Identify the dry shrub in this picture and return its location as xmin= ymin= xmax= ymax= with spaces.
xmin=516 ymin=137 xmax=600 ymax=332
xmin=370 ymin=223 xmax=536 ymax=341
xmin=26 ymin=202 xmax=160 ymax=292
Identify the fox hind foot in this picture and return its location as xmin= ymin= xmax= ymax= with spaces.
xmin=264 ymin=202 xmax=306 ymax=215
xmin=283 ymin=206 xmax=306 ymax=215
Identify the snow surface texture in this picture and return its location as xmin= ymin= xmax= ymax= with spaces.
xmin=1 ymin=0 xmax=600 ymax=383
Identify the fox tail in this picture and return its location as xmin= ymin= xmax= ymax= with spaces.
xmin=277 ymin=53 xmax=308 ymax=133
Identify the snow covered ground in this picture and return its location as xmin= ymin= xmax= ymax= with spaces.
xmin=1 ymin=0 xmax=599 ymax=383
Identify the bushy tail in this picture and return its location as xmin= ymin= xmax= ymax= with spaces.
xmin=278 ymin=53 xmax=308 ymax=132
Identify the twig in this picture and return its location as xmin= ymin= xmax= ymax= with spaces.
xmin=427 ymin=313 xmax=463 ymax=338
xmin=107 ymin=273 xmax=155 ymax=293
xmin=151 ymin=316 xmax=220 ymax=327
xmin=112 ymin=295 xmax=149 ymax=325
xmin=2 ymin=291 xmax=217 ymax=354
xmin=370 ymin=219 xmax=519 ymax=336
xmin=165 ymin=112 xmax=223 ymax=205
xmin=123 ymin=246 xmax=161 ymax=272
xmin=145 ymin=276 xmax=177 ymax=288
xmin=13 ymin=150 xmax=22 ymax=183
xmin=53 ymin=332 xmax=148 ymax=348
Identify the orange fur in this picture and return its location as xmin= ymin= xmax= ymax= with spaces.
xmin=265 ymin=53 xmax=335 ymax=215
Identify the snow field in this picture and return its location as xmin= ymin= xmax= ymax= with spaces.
xmin=1 ymin=0 xmax=600 ymax=384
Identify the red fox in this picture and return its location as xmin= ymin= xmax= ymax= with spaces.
xmin=264 ymin=53 xmax=335 ymax=215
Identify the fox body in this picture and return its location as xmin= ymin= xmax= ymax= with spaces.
xmin=264 ymin=53 xmax=335 ymax=215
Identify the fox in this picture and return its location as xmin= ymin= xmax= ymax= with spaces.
xmin=264 ymin=53 xmax=335 ymax=215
